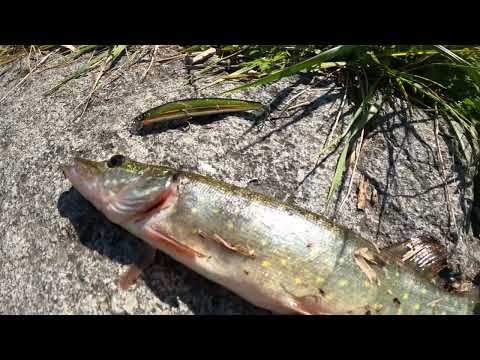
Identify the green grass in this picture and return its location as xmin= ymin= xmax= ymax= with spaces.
xmin=190 ymin=45 xmax=480 ymax=211
xmin=2 ymin=45 xmax=480 ymax=216
xmin=41 ymin=45 xmax=129 ymax=96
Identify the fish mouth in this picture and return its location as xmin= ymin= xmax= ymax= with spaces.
xmin=62 ymin=157 xmax=107 ymax=209
xmin=62 ymin=157 xmax=104 ymax=183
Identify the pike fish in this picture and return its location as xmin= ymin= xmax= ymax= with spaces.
xmin=62 ymin=155 xmax=480 ymax=315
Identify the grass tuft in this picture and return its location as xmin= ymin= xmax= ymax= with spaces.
xmin=190 ymin=45 xmax=480 ymax=213
xmin=2 ymin=45 xmax=480 ymax=220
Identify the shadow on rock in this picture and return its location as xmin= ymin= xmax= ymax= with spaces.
xmin=57 ymin=188 xmax=140 ymax=265
xmin=355 ymin=101 xmax=470 ymax=241
xmin=57 ymin=187 xmax=269 ymax=315
xmin=240 ymin=87 xmax=344 ymax=153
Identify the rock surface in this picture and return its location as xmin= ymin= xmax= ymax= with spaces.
xmin=1 ymin=48 xmax=479 ymax=314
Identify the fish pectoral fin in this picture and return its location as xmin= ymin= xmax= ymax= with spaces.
xmin=279 ymin=284 xmax=335 ymax=315
xmin=117 ymin=243 xmax=157 ymax=290
xmin=145 ymin=226 xmax=204 ymax=259
xmin=285 ymin=295 xmax=333 ymax=315
xmin=382 ymin=234 xmax=447 ymax=280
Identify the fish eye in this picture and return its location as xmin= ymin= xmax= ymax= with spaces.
xmin=107 ymin=154 xmax=126 ymax=168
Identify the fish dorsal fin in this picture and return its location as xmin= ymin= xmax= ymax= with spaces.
xmin=383 ymin=235 xmax=447 ymax=280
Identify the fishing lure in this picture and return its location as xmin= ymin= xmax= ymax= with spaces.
xmin=131 ymin=98 xmax=266 ymax=134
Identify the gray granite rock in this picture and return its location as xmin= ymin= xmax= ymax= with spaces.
xmin=0 ymin=48 xmax=478 ymax=314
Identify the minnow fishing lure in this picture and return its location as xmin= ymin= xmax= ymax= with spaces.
xmin=130 ymin=98 xmax=266 ymax=134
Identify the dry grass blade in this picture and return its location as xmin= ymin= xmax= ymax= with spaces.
xmin=354 ymin=248 xmax=380 ymax=285
xmin=0 ymin=46 xmax=29 ymax=66
xmin=199 ymin=63 xmax=258 ymax=91
xmin=275 ymin=87 xmax=311 ymax=119
xmin=321 ymin=76 xmax=349 ymax=151
xmin=186 ymin=45 xmax=250 ymax=85
xmin=38 ymin=45 xmax=106 ymax=74
xmin=61 ymin=45 xmax=77 ymax=52
xmin=185 ymin=47 xmax=216 ymax=65
xmin=157 ymin=54 xmax=184 ymax=63
xmin=370 ymin=188 xmax=379 ymax=208
xmin=420 ymin=83 xmax=474 ymax=160
xmin=356 ymin=173 xmax=369 ymax=211
xmin=286 ymin=100 xmax=312 ymax=111
xmin=67 ymin=45 xmax=106 ymax=61
xmin=141 ymin=45 xmax=158 ymax=82
xmin=433 ymin=109 xmax=458 ymax=235
xmin=338 ymin=129 xmax=364 ymax=212
xmin=44 ymin=51 xmax=107 ymax=96
xmin=44 ymin=45 xmax=127 ymax=96
xmin=74 ymin=59 xmax=108 ymax=119
xmin=325 ymin=81 xmax=382 ymax=210
xmin=0 ymin=50 xmax=57 ymax=104
xmin=101 ymin=48 xmax=146 ymax=88
xmin=274 ymin=78 xmax=335 ymax=119
xmin=315 ymin=78 xmax=378 ymax=165
xmin=72 ymin=45 xmax=127 ymax=118
xmin=427 ymin=299 xmax=442 ymax=308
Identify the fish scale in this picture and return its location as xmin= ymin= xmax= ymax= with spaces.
xmin=62 ymin=155 xmax=480 ymax=315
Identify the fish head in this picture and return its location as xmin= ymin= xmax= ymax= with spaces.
xmin=62 ymin=155 xmax=176 ymax=224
